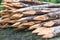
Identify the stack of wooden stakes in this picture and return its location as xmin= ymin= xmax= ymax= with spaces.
xmin=1 ymin=0 xmax=60 ymax=38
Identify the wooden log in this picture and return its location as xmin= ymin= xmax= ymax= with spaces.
xmin=7 ymin=20 xmax=16 ymax=24
xmin=4 ymin=0 xmax=43 ymax=5
xmin=12 ymin=22 xmax=35 ymax=30
xmin=13 ymin=24 xmax=26 ymax=30
xmin=0 ymin=19 xmax=16 ymax=25
xmin=31 ymin=19 xmax=60 ymax=28
xmin=11 ymin=21 xmax=41 ymax=30
xmin=12 ymin=5 xmax=49 ymax=12
xmin=12 ymin=21 xmax=41 ymax=27
xmin=17 ymin=15 xmax=50 ymax=22
xmin=1 ymin=10 xmax=12 ymax=15
xmin=2 ymin=15 xmax=10 ymax=18
xmin=11 ymin=3 xmax=25 ymax=8
xmin=4 ymin=0 xmax=20 ymax=3
xmin=22 ymin=10 xmax=50 ymax=16
xmin=10 ymin=14 xmax=23 ymax=19
xmin=0 ymin=23 xmax=9 ymax=29
xmin=11 ymin=2 xmax=30 ymax=7
xmin=11 ymin=22 xmax=21 ymax=27
xmin=17 ymin=16 xmax=36 ymax=22
xmin=32 ymin=21 xmax=41 ymax=24
xmin=12 ymin=5 xmax=60 ymax=12
xmin=41 ymin=34 xmax=54 ymax=38
xmin=33 ymin=11 xmax=60 ymax=21
xmin=12 ymin=22 xmax=35 ymax=28
xmin=3 ymin=3 xmax=14 ymax=7
xmin=1 ymin=2 xmax=29 ymax=7
xmin=47 ymin=4 xmax=60 ymax=8
xmin=22 ymin=22 xmax=35 ymax=26
xmin=0 ymin=18 xmax=11 ymax=24
xmin=38 ymin=28 xmax=54 ymax=36
xmin=3 ymin=5 xmax=16 ymax=10
xmin=32 ymin=27 xmax=45 ymax=34
xmin=28 ymin=24 xmax=41 ymax=30
xmin=20 ymin=1 xmax=43 ymax=5
xmin=8 ymin=11 xmax=60 ymax=22
xmin=1 ymin=10 xmax=9 ymax=15
xmin=1 ymin=9 xmax=58 ymax=17
xmin=9 ymin=10 xmax=51 ymax=19
xmin=40 ymin=26 xmax=60 ymax=38
xmin=42 ymin=19 xmax=60 ymax=27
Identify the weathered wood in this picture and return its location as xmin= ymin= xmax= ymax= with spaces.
xmin=12 ymin=5 xmax=49 ymax=12
xmin=20 ymin=1 xmax=43 ymax=5
xmin=11 ymin=22 xmax=21 ymax=27
xmin=12 ymin=22 xmax=35 ymax=30
xmin=48 ymin=4 xmax=60 ymax=8
xmin=32 ymin=27 xmax=45 ymax=34
xmin=11 ymin=3 xmax=25 ymax=8
xmin=41 ymin=26 xmax=60 ymax=38
xmin=17 ymin=15 xmax=50 ymax=22
xmin=17 ymin=16 xmax=36 ymax=22
xmin=42 ymin=19 xmax=60 ymax=27
xmin=0 ymin=18 xmax=11 ymax=24
xmin=4 ymin=0 xmax=20 ymax=3
xmin=1 ymin=10 xmax=12 ymax=15
xmin=4 ymin=0 xmax=43 ymax=5
xmin=3 ymin=5 xmax=16 ymax=10
xmin=38 ymin=28 xmax=54 ymax=35
xmin=22 ymin=10 xmax=50 ymax=15
xmin=10 ymin=14 xmax=23 ymax=19
xmin=11 ymin=21 xmax=41 ymax=30
xmin=33 ymin=11 xmax=60 ymax=21
xmin=31 ymin=19 xmax=60 ymax=28
xmin=2 ymin=15 xmax=10 ymax=18
xmin=12 ymin=21 xmax=41 ymax=27
xmin=0 ymin=23 xmax=9 ymax=29
xmin=1 ymin=2 xmax=29 ymax=7
xmin=7 ymin=20 xmax=16 ymax=24
xmin=28 ymin=24 xmax=41 ymax=30
xmin=12 ymin=5 xmax=60 ymax=12
xmin=42 ymin=33 xmax=54 ymax=38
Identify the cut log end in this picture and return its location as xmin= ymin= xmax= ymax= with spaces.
xmin=13 ymin=24 xmax=26 ymax=30
xmin=0 ymin=18 xmax=11 ymax=23
xmin=17 ymin=20 xmax=28 ymax=23
xmin=32 ymin=28 xmax=44 ymax=34
xmin=28 ymin=24 xmax=41 ymax=30
xmin=10 ymin=14 xmax=23 ymax=19
xmin=43 ymin=21 xmax=55 ymax=27
xmin=37 ymin=28 xmax=55 ymax=37
xmin=22 ymin=22 xmax=35 ymax=26
xmin=2 ymin=15 xmax=10 ymax=18
xmin=3 ymin=5 xmax=16 ymax=10
xmin=8 ymin=20 xmax=16 ymax=24
xmin=33 ymin=15 xmax=49 ymax=21
xmin=0 ymin=23 xmax=9 ymax=29
xmin=40 ymin=10 xmax=51 ymax=13
xmin=23 ymin=10 xmax=36 ymax=15
xmin=42 ymin=34 xmax=54 ymax=38
xmin=11 ymin=22 xmax=21 ymax=27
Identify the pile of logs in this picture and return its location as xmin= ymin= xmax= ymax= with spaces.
xmin=1 ymin=0 xmax=60 ymax=38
